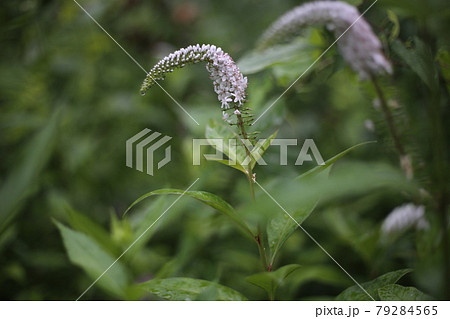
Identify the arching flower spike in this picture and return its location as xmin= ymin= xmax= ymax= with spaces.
xmin=258 ymin=1 xmax=392 ymax=79
xmin=140 ymin=44 xmax=248 ymax=120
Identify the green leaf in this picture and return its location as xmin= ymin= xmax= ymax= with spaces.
xmin=437 ymin=48 xmax=450 ymax=92
xmin=297 ymin=141 xmax=376 ymax=180
xmin=238 ymin=38 xmax=315 ymax=74
xmin=205 ymin=120 xmax=247 ymax=173
xmin=250 ymin=130 xmax=278 ymax=169
xmin=55 ymin=221 xmax=130 ymax=298
xmin=246 ymin=264 xmax=301 ymax=300
xmin=125 ymin=189 xmax=255 ymax=239
xmin=316 ymin=162 xmax=419 ymax=203
xmin=387 ymin=10 xmax=400 ymax=41
xmin=110 ymin=212 xmax=133 ymax=247
xmin=140 ymin=277 xmax=248 ymax=301
xmin=125 ymin=196 xmax=171 ymax=258
xmin=212 ymin=159 xmax=248 ymax=173
xmin=0 ymin=109 xmax=60 ymax=233
xmin=267 ymin=142 xmax=374 ymax=264
xmin=65 ymin=206 xmax=120 ymax=256
xmin=205 ymin=122 xmax=277 ymax=173
xmin=266 ymin=184 xmax=323 ymax=266
xmin=342 ymin=0 xmax=363 ymax=6
xmin=287 ymin=265 xmax=350 ymax=288
xmin=336 ymin=269 xmax=412 ymax=301
xmin=392 ymin=38 xmax=439 ymax=91
xmin=378 ymin=284 xmax=433 ymax=301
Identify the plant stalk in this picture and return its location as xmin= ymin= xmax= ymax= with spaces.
xmin=234 ymin=105 xmax=268 ymax=274
xmin=429 ymin=71 xmax=450 ymax=299
xmin=371 ymin=76 xmax=412 ymax=179
xmin=255 ymin=231 xmax=269 ymax=271
xmin=235 ymin=106 xmax=255 ymax=200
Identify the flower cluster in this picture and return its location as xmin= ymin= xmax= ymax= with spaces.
xmin=140 ymin=44 xmax=248 ymax=112
xmin=258 ymin=1 xmax=392 ymax=79
xmin=381 ymin=203 xmax=429 ymax=236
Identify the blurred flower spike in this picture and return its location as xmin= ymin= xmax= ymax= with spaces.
xmin=258 ymin=1 xmax=392 ymax=80
xmin=381 ymin=203 xmax=429 ymax=236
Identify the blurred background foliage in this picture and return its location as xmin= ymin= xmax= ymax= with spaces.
xmin=0 ymin=0 xmax=449 ymax=300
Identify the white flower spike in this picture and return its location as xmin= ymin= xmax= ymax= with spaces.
xmin=258 ymin=1 xmax=392 ymax=79
xmin=141 ymin=44 xmax=248 ymax=110
xmin=381 ymin=203 xmax=429 ymax=236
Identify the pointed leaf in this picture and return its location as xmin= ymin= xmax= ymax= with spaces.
xmin=66 ymin=207 xmax=120 ymax=256
xmin=125 ymin=189 xmax=255 ymax=239
xmin=378 ymin=284 xmax=433 ymax=301
xmin=268 ymin=142 xmax=374 ymax=264
xmin=246 ymin=264 xmax=301 ymax=300
xmin=250 ymin=130 xmax=278 ymax=169
xmin=125 ymin=197 xmax=172 ymax=258
xmin=55 ymin=221 xmax=130 ymax=298
xmin=204 ymin=158 xmax=247 ymax=174
xmin=110 ymin=212 xmax=133 ymax=247
xmin=238 ymin=39 xmax=315 ymax=74
xmin=392 ymin=38 xmax=439 ymax=91
xmin=266 ymin=180 xmax=324 ymax=266
xmin=336 ymin=269 xmax=412 ymax=301
xmin=140 ymin=277 xmax=248 ymax=301
xmin=0 ymin=110 xmax=60 ymax=233
xmin=386 ymin=10 xmax=400 ymax=41
xmin=205 ymin=120 xmax=248 ymax=173
xmin=297 ymin=141 xmax=376 ymax=180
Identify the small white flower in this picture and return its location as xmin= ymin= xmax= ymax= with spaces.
xmin=141 ymin=44 xmax=248 ymax=110
xmin=364 ymin=119 xmax=375 ymax=132
xmin=372 ymin=98 xmax=381 ymax=110
xmin=258 ymin=1 xmax=392 ymax=79
xmin=222 ymin=111 xmax=232 ymax=123
xmin=381 ymin=203 xmax=429 ymax=236
xmin=233 ymin=109 xmax=241 ymax=115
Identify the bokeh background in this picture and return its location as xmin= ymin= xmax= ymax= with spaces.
xmin=0 ymin=0 xmax=449 ymax=300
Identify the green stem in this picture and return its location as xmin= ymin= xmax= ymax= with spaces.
xmin=430 ymin=70 xmax=450 ymax=299
xmin=235 ymin=106 xmax=255 ymax=200
xmin=438 ymin=193 xmax=450 ymax=299
xmin=255 ymin=231 xmax=269 ymax=271
xmin=371 ymin=76 xmax=412 ymax=178
xmin=233 ymin=105 xmax=267 ymax=275
xmin=246 ymin=171 xmax=256 ymax=201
